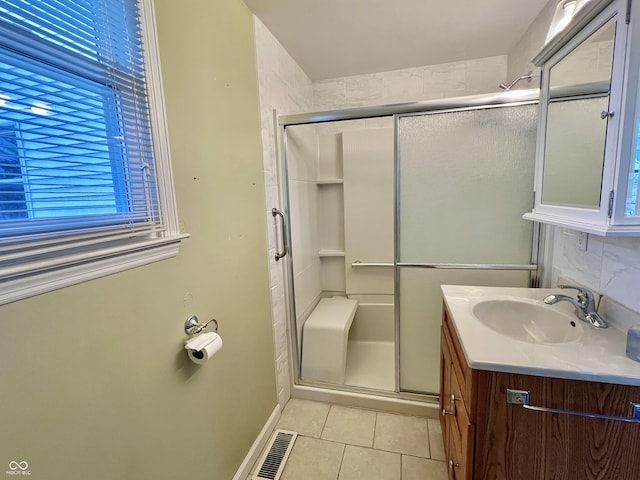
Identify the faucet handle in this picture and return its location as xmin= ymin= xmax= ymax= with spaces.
xmin=558 ymin=285 xmax=595 ymax=303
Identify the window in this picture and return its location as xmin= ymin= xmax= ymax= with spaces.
xmin=0 ymin=0 xmax=184 ymax=304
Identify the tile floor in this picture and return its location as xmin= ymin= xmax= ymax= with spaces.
xmin=248 ymin=399 xmax=447 ymax=480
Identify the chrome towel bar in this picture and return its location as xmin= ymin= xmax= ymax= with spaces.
xmin=507 ymin=389 xmax=640 ymax=424
xmin=351 ymin=261 xmax=538 ymax=271
xmin=351 ymin=261 xmax=394 ymax=268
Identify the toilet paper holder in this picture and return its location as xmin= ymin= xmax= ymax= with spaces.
xmin=184 ymin=315 xmax=219 ymax=335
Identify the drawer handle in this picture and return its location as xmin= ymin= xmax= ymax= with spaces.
xmin=507 ymin=389 xmax=640 ymax=423
xmin=442 ymin=394 xmax=459 ymax=416
xmin=449 ymin=459 xmax=460 ymax=480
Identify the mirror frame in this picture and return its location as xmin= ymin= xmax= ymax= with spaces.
xmin=611 ymin=0 xmax=640 ymax=224
xmin=540 ymin=17 xmax=616 ymax=211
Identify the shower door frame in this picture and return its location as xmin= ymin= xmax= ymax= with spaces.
xmin=277 ymin=89 xmax=545 ymax=403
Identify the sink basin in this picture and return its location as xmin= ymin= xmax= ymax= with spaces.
xmin=472 ymin=298 xmax=584 ymax=344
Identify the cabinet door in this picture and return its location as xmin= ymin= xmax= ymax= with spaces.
xmin=449 ymin=411 xmax=474 ymax=480
xmin=441 ymin=323 xmax=475 ymax=480
xmin=450 ymin=370 xmax=475 ymax=480
xmin=440 ymin=327 xmax=453 ymax=451
xmin=476 ymin=371 xmax=640 ymax=480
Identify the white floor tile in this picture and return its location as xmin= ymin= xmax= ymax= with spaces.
xmin=321 ymin=405 xmax=376 ymax=447
xmin=338 ymin=445 xmax=400 ymax=480
xmin=373 ymin=412 xmax=429 ymax=458
xmin=401 ymin=455 xmax=448 ymax=480
xmin=277 ymin=398 xmax=331 ymax=438
xmin=248 ymin=399 xmax=446 ymax=480
xmin=281 ymin=436 xmax=345 ymax=480
xmin=427 ymin=418 xmax=446 ymax=461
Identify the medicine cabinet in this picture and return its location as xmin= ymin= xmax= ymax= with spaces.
xmin=524 ymin=0 xmax=640 ymax=235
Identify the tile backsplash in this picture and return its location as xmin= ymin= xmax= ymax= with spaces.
xmin=551 ymin=229 xmax=640 ymax=314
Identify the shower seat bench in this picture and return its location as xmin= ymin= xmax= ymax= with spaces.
xmin=300 ymin=297 xmax=358 ymax=384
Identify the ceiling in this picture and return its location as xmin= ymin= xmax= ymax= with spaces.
xmin=244 ymin=0 xmax=551 ymax=81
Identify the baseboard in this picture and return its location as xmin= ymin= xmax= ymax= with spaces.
xmin=232 ymin=403 xmax=282 ymax=480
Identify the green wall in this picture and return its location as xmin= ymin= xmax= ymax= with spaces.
xmin=0 ymin=0 xmax=276 ymax=479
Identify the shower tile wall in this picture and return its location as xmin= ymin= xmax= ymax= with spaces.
xmin=254 ymin=17 xmax=315 ymax=407
xmin=253 ymin=15 xmax=513 ymax=408
xmin=506 ymin=0 xmax=557 ymax=90
xmin=312 ymin=56 xmax=508 ymax=110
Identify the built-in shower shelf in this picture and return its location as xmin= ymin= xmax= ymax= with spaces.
xmin=316 ymin=179 xmax=343 ymax=184
xmin=319 ymin=249 xmax=345 ymax=257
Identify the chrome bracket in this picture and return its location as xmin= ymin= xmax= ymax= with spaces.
xmin=506 ymin=389 xmax=529 ymax=405
xmin=628 ymin=402 xmax=640 ymax=419
xmin=184 ymin=315 xmax=219 ymax=335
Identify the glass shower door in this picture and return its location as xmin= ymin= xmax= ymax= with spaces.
xmin=396 ymin=104 xmax=538 ymax=394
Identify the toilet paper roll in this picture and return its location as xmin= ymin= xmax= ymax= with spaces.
xmin=185 ymin=332 xmax=223 ymax=364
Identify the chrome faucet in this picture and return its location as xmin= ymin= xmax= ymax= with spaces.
xmin=543 ymin=285 xmax=607 ymax=328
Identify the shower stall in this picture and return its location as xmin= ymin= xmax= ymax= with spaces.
xmin=274 ymin=91 xmax=541 ymax=406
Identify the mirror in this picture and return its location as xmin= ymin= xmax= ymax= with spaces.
xmin=541 ymin=17 xmax=616 ymax=209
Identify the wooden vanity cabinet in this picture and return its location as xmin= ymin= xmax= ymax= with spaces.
xmin=441 ymin=303 xmax=640 ymax=480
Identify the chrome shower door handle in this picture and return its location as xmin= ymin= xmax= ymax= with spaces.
xmin=272 ymin=208 xmax=289 ymax=261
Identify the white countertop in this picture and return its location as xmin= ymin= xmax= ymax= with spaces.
xmin=441 ymin=285 xmax=640 ymax=386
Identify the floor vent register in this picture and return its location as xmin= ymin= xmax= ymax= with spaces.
xmin=252 ymin=429 xmax=298 ymax=480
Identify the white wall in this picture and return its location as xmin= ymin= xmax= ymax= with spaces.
xmin=286 ymin=124 xmax=323 ymax=342
xmin=342 ymin=127 xmax=395 ymax=296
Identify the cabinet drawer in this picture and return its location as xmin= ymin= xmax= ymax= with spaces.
xmin=475 ymin=370 xmax=640 ymax=479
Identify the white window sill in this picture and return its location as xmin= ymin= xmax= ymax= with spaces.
xmin=0 ymin=234 xmax=189 ymax=305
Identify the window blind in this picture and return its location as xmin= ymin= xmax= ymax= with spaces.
xmin=0 ymin=0 xmax=163 ymax=277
